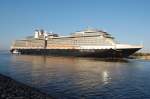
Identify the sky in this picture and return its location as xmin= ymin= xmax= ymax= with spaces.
xmin=0 ymin=0 xmax=150 ymax=52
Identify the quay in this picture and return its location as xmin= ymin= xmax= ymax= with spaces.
xmin=0 ymin=74 xmax=54 ymax=99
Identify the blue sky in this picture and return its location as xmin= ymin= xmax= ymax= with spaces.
xmin=0 ymin=0 xmax=150 ymax=52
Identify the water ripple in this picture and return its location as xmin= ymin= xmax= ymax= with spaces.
xmin=0 ymin=53 xmax=150 ymax=99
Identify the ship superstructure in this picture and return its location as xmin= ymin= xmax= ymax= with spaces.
xmin=11 ymin=29 xmax=143 ymax=58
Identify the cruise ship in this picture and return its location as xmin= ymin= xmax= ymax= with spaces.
xmin=10 ymin=28 xmax=143 ymax=58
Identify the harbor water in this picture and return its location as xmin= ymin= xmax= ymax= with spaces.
xmin=0 ymin=51 xmax=150 ymax=99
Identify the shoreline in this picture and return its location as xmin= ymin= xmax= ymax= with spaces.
xmin=132 ymin=53 xmax=150 ymax=60
xmin=0 ymin=74 xmax=54 ymax=99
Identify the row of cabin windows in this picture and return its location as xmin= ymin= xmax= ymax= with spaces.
xmin=14 ymin=36 xmax=114 ymax=47
xmin=47 ymin=37 xmax=114 ymax=45
xmin=14 ymin=41 xmax=44 ymax=47
xmin=47 ymin=41 xmax=113 ymax=46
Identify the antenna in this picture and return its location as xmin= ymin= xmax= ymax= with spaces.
xmin=86 ymin=26 xmax=91 ymax=30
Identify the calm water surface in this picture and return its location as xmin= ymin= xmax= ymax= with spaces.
xmin=0 ymin=51 xmax=150 ymax=99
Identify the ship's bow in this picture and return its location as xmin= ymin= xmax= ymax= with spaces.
xmin=114 ymin=44 xmax=143 ymax=57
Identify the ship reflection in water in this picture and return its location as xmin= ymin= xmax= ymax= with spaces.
xmin=1 ymin=54 xmax=150 ymax=99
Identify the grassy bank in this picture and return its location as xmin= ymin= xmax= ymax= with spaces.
xmin=132 ymin=52 xmax=150 ymax=60
xmin=133 ymin=52 xmax=150 ymax=56
xmin=0 ymin=74 xmax=54 ymax=99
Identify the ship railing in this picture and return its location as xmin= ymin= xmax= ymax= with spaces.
xmin=11 ymin=46 xmax=45 ymax=49
xmin=79 ymin=45 xmax=115 ymax=49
